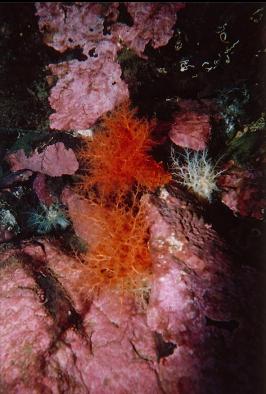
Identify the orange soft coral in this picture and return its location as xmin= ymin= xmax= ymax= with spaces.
xmin=76 ymin=192 xmax=152 ymax=298
xmin=73 ymin=103 xmax=171 ymax=299
xmin=77 ymin=102 xmax=171 ymax=197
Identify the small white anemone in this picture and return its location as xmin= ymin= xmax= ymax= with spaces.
xmin=171 ymin=148 xmax=224 ymax=202
xmin=28 ymin=203 xmax=70 ymax=234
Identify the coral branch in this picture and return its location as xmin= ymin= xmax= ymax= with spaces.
xmin=74 ymin=193 xmax=152 ymax=296
xmin=77 ymin=102 xmax=171 ymax=197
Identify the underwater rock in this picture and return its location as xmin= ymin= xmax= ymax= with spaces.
xmin=146 ymin=188 xmax=239 ymax=322
xmin=61 ymin=187 xmax=102 ymax=246
xmin=35 ymin=2 xmax=119 ymax=56
xmin=112 ymin=3 xmax=185 ymax=58
xmin=169 ymin=100 xmax=212 ymax=151
xmin=2 ymin=180 xmax=260 ymax=393
xmin=36 ymin=2 xmax=184 ymax=131
xmin=33 ymin=173 xmax=54 ymax=206
xmin=0 ymin=258 xmax=54 ymax=392
xmin=7 ymin=142 xmax=79 ymax=177
xmin=36 ymin=2 xmax=129 ymax=131
xmin=145 ymin=186 xmax=259 ymax=393
xmin=218 ymin=162 xmax=265 ymax=220
xmin=0 ymin=226 xmax=14 ymax=243
xmin=48 ymin=302 xmax=159 ymax=394
xmin=23 ymin=240 xmax=86 ymax=313
xmin=48 ymin=55 xmax=128 ymax=131
xmin=0 ymin=170 xmax=33 ymax=189
xmin=22 ymin=241 xmax=160 ymax=393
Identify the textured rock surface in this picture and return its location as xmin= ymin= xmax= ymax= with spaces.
xmin=61 ymin=187 xmax=99 ymax=246
xmin=6 ymin=142 xmax=79 ymax=177
xmin=218 ymin=162 xmax=265 ymax=219
xmin=33 ymin=173 xmax=54 ymax=206
xmin=0 ymin=226 xmax=14 ymax=243
xmin=112 ymin=3 xmax=185 ymax=58
xmin=35 ymin=2 xmax=184 ymax=131
xmin=145 ymin=186 xmax=261 ymax=393
xmin=21 ymin=242 xmax=160 ymax=393
xmin=169 ymin=100 xmax=212 ymax=151
xmin=36 ymin=2 xmax=128 ymax=131
xmin=1 ymin=186 xmax=261 ymax=393
xmin=0 ymin=257 xmax=54 ymax=392
xmin=48 ymin=55 xmax=128 ymax=131
xmin=35 ymin=3 xmax=119 ymax=56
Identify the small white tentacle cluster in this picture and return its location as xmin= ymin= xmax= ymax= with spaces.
xmin=171 ymin=148 xmax=224 ymax=202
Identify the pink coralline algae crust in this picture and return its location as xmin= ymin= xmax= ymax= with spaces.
xmin=145 ymin=189 xmax=237 ymax=326
xmin=112 ymin=3 xmax=185 ymax=58
xmin=1 ymin=186 xmax=260 ymax=393
xmin=36 ymin=2 xmax=184 ymax=59
xmin=33 ymin=173 xmax=55 ymax=206
xmin=51 ymin=297 xmax=160 ymax=394
xmin=35 ymin=2 xmax=184 ymax=131
xmin=144 ymin=187 xmax=260 ymax=393
xmin=218 ymin=163 xmax=265 ymax=219
xmin=48 ymin=55 xmax=128 ymax=131
xmin=169 ymin=100 xmax=213 ymax=151
xmin=6 ymin=142 xmax=79 ymax=177
xmin=35 ymin=2 xmax=128 ymax=131
xmin=35 ymin=2 xmax=120 ymax=56
xmin=23 ymin=241 xmax=91 ymax=313
xmin=22 ymin=241 xmax=161 ymax=393
xmin=61 ymin=187 xmax=101 ymax=246
xmin=0 ymin=259 xmax=54 ymax=393
xmin=36 ymin=189 xmax=260 ymax=391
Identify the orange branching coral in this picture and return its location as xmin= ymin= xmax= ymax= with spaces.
xmin=74 ymin=103 xmax=171 ymax=299
xmin=77 ymin=102 xmax=171 ymax=197
xmin=77 ymin=193 xmax=152 ymax=297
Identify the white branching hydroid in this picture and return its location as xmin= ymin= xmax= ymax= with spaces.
xmin=171 ymin=148 xmax=224 ymax=202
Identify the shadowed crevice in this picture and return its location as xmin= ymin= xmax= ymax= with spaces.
xmin=154 ymin=332 xmax=177 ymax=361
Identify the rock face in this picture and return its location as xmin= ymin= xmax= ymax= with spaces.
xmin=145 ymin=187 xmax=261 ymax=393
xmin=47 ymin=55 xmax=129 ymax=131
xmin=112 ymin=3 xmax=185 ymax=58
xmin=14 ymin=243 xmax=161 ymax=394
xmin=36 ymin=2 xmax=129 ymax=131
xmin=6 ymin=143 xmax=79 ymax=177
xmin=0 ymin=186 xmax=261 ymax=393
xmin=169 ymin=100 xmax=213 ymax=151
xmin=35 ymin=2 xmax=185 ymax=131
xmin=218 ymin=162 xmax=265 ymax=220
xmin=0 ymin=257 xmax=54 ymax=392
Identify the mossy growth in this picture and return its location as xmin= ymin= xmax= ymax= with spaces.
xmin=223 ymin=113 xmax=266 ymax=166
xmin=27 ymin=203 xmax=70 ymax=235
